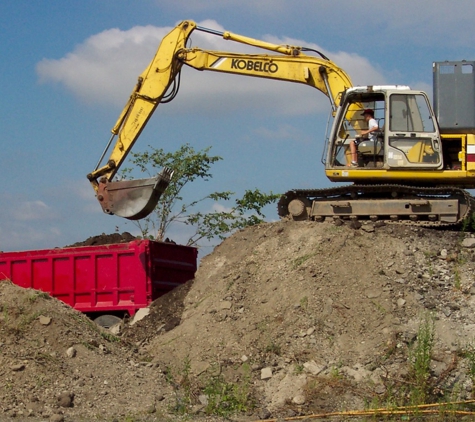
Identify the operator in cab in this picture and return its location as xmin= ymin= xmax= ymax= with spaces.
xmin=350 ymin=109 xmax=379 ymax=167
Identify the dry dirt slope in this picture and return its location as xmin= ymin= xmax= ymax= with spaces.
xmin=3 ymin=219 xmax=475 ymax=421
xmin=134 ymin=219 xmax=475 ymax=417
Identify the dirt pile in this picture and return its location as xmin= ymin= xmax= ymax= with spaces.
xmin=3 ymin=220 xmax=475 ymax=420
xmin=67 ymin=231 xmax=136 ymax=247
xmin=0 ymin=282 xmax=174 ymax=421
xmin=132 ymin=220 xmax=475 ymax=418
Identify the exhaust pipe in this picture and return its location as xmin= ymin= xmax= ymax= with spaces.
xmin=96 ymin=168 xmax=173 ymax=220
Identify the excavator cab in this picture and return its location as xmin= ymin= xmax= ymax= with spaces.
xmin=326 ymin=86 xmax=443 ymax=176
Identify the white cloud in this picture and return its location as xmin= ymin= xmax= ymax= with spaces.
xmin=36 ymin=20 xmax=386 ymax=116
xmin=211 ymin=202 xmax=234 ymax=213
xmin=37 ymin=25 xmax=172 ymax=106
xmin=11 ymin=200 xmax=58 ymax=221
xmin=251 ymin=124 xmax=312 ymax=144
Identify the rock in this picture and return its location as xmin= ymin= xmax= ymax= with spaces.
xmin=66 ymin=346 xmax=76 ymax=358
xmin=261 ymin=367 xmax=273 ymax=380
xmin=39 ymin=315 xmax=52 ymax=326
xmin=365 ymin=288 xmax=381 ymax=299
xmin=292 ymin=394 xmax=306 ymax=405
xmin=50 ymin=415 xmax=64 ymax=422
xmin=341 ymin=366 xmax=371 ymax=382
xmin=448 ymin=302 xmax=460 ymax=311
xmin=259 ymin=408 xmax=271 ymax=419
xmin=241 ymin=355 xmax=249 ymax=362
xmin=109 ymin=322 xmax=122 ymax=335
xmin=198 ymin=394 xmax=209 ymax=405
xmin=303 ymin=360 xmax=326 ymax=376
xmin=306 ymin=327 xmax=315 ymax=336
xmin=146 ymin=404 xmax=156 ymax=414
xmin=401 ymin=331 xmax=417 ymax=344
xmin=440 ymin=249 xmax=448 ymax=259
xmin=129 ymin=307 xmax=150 ymax=326
xmin=57 ymin=392 xmax=74 ymax=408
xmin=362 ymin=225 xmax=375 ymax=233
xmin=397 ymin=298 xmax=406 ymax=308
xmin=349 ymin=220 xmax=362 ymax=230
xmin=414 ymin=293 xmax=424 ymax=301
xmin=191 ymin=361 xmax=210 ymax=375
xmin=462 ymin=238 xmax=475 ymax=248
xmin=219 ymin=301 xmax=232 ymax=310
xmin=11 ymin=364 xmax=25 ymax=372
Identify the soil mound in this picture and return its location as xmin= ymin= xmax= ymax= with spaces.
xmin=3 ymin=219 xmax=475 ymax=420
xmin=67 ymin=231 xmax=136 ymax=247
xmin=133 ymin=220 xmax=475 ymax=418
xmin=0 ymin=282 xmax=173 ymax=421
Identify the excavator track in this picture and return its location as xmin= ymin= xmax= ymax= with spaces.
xmin=278 ymin=184 xmax=475 ymax=228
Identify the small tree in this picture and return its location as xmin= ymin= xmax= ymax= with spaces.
xmin=121 ymin=144 xmax=280 ymax=246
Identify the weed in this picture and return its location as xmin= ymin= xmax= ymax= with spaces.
xmin=100 ymin=331 xmax=120 ymax=343
xmin=423 ymin=250 xmax=438 ymax=260
xmin=204 ymin=363 xmax=253 ymax=416
xmin=408 ymin=313 xmax=435 ymax=404
xmin=454 ymin=268 xmax=462 ymax=290
xmin=299 ymin=295 xmax=308 ymax=310
xmin=330 ymin=362 xmax=343 ymax=379
xmin=371 ymin=300 xmax=387 ymax=315
xmin=193 ymin=294 xmax=212 ymax=309
xmin=264 ymin=340 xmax=282 ymax=356
xmin=28 ymin=291 xmax=51 ymax=303
xmin=294 ymin=363 xmax=304 ymax=375
xmin=461 ymin=212 xmax=475 ymax=232
xmin=80 ymin=341 xmax=95 ymax=350
xmin=165 ymin=357 xmax=196 ymax=415
xmin=292 ymin=253 xmax=315 ymax=269
xmin=461 ymin=342 xmax=475 ymax=397
xmin=2 ymin=305 xmax=9 ymax=324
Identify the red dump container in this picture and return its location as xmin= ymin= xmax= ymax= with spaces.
xmin=0 ymin=240 xmax=197 ymax=316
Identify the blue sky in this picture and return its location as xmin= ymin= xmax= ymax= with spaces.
xmin=1 ymin=0 xmax=475 ymax=252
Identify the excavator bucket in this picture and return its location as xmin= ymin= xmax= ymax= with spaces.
xmin=96 ymin=168 xmax=173 ymax=220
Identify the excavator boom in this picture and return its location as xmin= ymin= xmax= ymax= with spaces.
xmin=88 ymin=20 xmax=354 ymax=219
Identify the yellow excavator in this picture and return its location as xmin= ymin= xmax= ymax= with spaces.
xmin=87 ymin=20 xmax=475 ymax=226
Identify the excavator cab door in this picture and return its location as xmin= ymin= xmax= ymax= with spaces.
xmin=385 ymin=92 xmax=443 ymax=169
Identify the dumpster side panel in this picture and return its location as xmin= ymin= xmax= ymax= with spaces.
xmin=0 ymin=240 xmax=197 ymax=316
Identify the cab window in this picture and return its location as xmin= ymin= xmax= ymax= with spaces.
xmin=390 ymin=94 xmax=435 ymax=133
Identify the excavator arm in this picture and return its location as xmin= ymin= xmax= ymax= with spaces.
xmin=87 ymin=20 xmax=355 ymax=220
